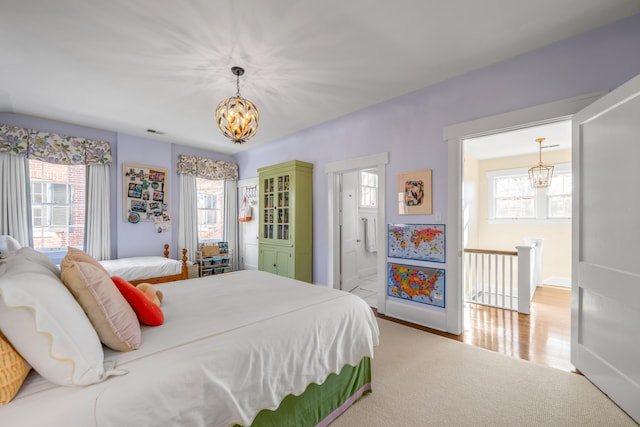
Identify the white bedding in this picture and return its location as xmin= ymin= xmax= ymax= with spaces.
xmin=99 ymin=256 xmax=182 ymax=281
xmin=2 ymin=270 xmax=379 ymax=427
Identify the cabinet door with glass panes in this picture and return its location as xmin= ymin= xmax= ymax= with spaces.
xmin=262 ymin=173 xmax=291 ymax=242
xmin=258 ymin=160 xmax=313 ymax=283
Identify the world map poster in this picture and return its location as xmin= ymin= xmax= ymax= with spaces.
xmin=387 ymin=263 xmax=445 ymax=308
xmin=387 ymin=224 xmax=445 ymax=262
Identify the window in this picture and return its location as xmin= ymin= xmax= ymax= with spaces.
xmin=360 ymin=168 xmax=378 ymax=208
xmin=487 ymin=164 xmax=571 ymax=222
xmin=547 ymin=172 xmax=572 ymax=218
xmin=29 ymin=159 xmax=85 ymax=252
xmin=196 ymin=177 xmax=224 ymax=242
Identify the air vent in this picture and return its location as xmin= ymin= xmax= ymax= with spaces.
xmin=541 ymin=144 xmax=560 ymax=149
xmin=146 ymin=129 xmax=165 ymax=135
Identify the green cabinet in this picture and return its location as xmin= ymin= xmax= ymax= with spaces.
xmin=258 ymin=160 xmax=313 ymax=282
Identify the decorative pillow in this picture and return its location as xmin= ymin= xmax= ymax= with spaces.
xmin=0 ymin=331 xmax=31 ymax=405
xmin=0 ymin=253 xmax=106 ymax=386
xmin=112 ymin=277 xmax=165 ymax=326
xmin=60 ymin=246 xmax=109 ymax=276
xmin=0 ymin=235 xmax=21 ymax=260
xmin=61 ymin=261 xmax=141 ymax=352
xmin=14 ymin=246 xmax=61 ymax=278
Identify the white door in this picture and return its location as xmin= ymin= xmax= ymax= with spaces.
xmin=340 ymin=171 xmax=359 ymax=292
xmin=238 ymin=179 xmax=259 ymax=270
xmin=572 ymin=73 xmax=640 ymax=422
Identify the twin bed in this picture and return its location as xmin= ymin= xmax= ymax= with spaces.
xmin=0 ymin=252 xmax=379 ymax=426
xmin=98 ymin=244 xmax=189 ymax=285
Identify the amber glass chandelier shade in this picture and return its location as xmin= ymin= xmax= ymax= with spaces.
xmin=215 ymin=96 xmax=259 ymax=143
xmin=215 ymin=66 xmax=259 ymax=144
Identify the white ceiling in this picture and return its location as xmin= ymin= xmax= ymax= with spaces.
xmin=464 ymin=120 xmax=572 ymax=160
xmin=1 ymin=1 xmax=638 ymax=155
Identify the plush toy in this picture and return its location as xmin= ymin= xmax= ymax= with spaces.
xmin=135 ymin=283 xmax=163 ymax=307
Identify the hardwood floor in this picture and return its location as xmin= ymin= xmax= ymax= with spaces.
xmin=376 ymin=285 xmax=575 ymax=372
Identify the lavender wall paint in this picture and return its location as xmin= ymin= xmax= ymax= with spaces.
xmin=2 ymin=14 xmax=640 ymax=278
xmin=234 ymin=13 xmax=640 ymax=286
xmin=0 ymin=112 xmax=235 ymax=260
xmin=110 ymin=134 xmax=235 ymax=259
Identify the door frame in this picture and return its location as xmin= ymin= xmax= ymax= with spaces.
xmin=326 ymin=152 xmax=389 ymax=312
xmin=237 ymin=177 xmax=258 ymax=271
xmin=443 ymin=91 xmax=604 ymax=334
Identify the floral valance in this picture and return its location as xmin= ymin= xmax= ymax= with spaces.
xmin=0 ymin=124 xmax=112 ymax=166
xmin=177 ymin=154 xmax=238 ymax=181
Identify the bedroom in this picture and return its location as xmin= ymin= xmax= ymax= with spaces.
xmin=1 ymin=1 xmax=640 ymax=425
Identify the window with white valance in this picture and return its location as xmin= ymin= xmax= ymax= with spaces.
xmin=177 ymin=154 xmax=238 ymax=268
xmin=0 ymin=124 xmax=112 ymax=166
xmin=0 ymin=124 xmax=112 ymax=261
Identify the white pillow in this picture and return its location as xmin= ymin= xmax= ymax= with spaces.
xmin=0 ymin=251 xmax=106 ymax=386
xmin=0 ymin=235 xmax=21 ymax=259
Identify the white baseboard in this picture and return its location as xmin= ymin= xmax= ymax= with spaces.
xmin=542 ymin=276 xmax=571 ymax=288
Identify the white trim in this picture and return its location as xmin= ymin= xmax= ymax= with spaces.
xmin=542 ymin=276 xmax=571 ymax=287
xmin=444 ymin=91 xmax=606 ymax=141
xmin=324 ymin=152 xmax=389 ymax=173
xmin=326 ymin=152 xmax=389 ymax=313
xmin=444 ymin=92 xmax=603 ymax=336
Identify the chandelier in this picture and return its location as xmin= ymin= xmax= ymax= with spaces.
xmin=215 ymin=66 xmax=259 ymax=144
xmin=528 ymin=137 xmax=554 ymax=188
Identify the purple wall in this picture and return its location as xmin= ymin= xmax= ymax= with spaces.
xmin=234 ymin=13 xmax=640 ymax=285
xmin=0 ymin=112 xmax=234 ymax=260
xmin=113 ymin=135 xmax=235 ymax=259
xmin=2 ymin=14 xmax=640 ymax=277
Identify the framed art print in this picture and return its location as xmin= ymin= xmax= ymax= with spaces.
xmin=388 ymin=224 xmax=445 ymax=263
xmin=387 ymin=262 xmax=445 ymax=308
xmin=397 ymin=169 xmax=432 ymax=215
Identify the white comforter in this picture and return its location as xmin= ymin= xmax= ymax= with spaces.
xmin=2 ymin=270 xmax=379 ymax=427
xmin=99 ymin=256 xmax=182 ymax=281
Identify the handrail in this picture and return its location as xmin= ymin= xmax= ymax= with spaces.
xmin=463 ymin=245 xmax=537 ymax=314
xmin=464 ymin=248 xmax=518 ymax=256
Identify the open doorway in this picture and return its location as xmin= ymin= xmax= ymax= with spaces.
xmin=340 ymin=168 xmax=379 ymax=307
xmin=461 ymin=120 xmax=573 ymax=369
xmin=326 ymin=152 xmax=389 ymax=312
xmin=444 ymin=92 xmax=602 ymax=335
xmin=462 ymin=120 xmax=572 ymax=300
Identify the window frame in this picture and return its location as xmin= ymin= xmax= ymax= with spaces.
xmin=195 ymin=177 xmax=225 ymax=244
xmin=359 ymin=168 xmax=378 ymax=209
xmin=487 ymin=163 xmax=571 ymax=224
xmin=28 ymin=160 xmax=86 ymax=255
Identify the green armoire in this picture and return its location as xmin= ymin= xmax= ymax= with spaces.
xmin=258 ymin=160 xmax=313 ymax=283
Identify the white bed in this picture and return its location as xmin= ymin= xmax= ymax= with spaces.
xmin=98 ymin=244 xmax=189 ymax=284
xmin=99 ymin=256 xmax=183 ymax=282
xmin=1 ymin=270 xmax=379 ymax=426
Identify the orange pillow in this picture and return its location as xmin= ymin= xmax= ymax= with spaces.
xmin=0 ymin=332 xmax=31 ymax=405
xmin=112 ymin=277 xmax=164 ymax=326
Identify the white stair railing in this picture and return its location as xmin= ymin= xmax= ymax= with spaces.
xmin=464 ymin=245 xmax=537 ymax=313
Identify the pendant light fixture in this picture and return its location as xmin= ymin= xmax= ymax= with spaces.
xmin=528 ymin=137 xmax=554 ymax=188
xmin=215 ymin=66 xmax=259 ymax=144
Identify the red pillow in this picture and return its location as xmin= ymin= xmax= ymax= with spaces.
xmin=111 ymin=276 xmax=164 ymax=326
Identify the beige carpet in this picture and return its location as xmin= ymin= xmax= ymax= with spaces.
xmin=332 ymin=319 xmax=637 ymax=427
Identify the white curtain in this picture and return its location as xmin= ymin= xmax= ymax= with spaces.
xmin=85 ymin=164 xmax=111 ymax=260
xmin=224 ymin=179 xmax=238 ymax=270
xmin=0 ymin=152 xmax=30 ymax=246
xmin=179 ymin=173 xmax=198 ymax=263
